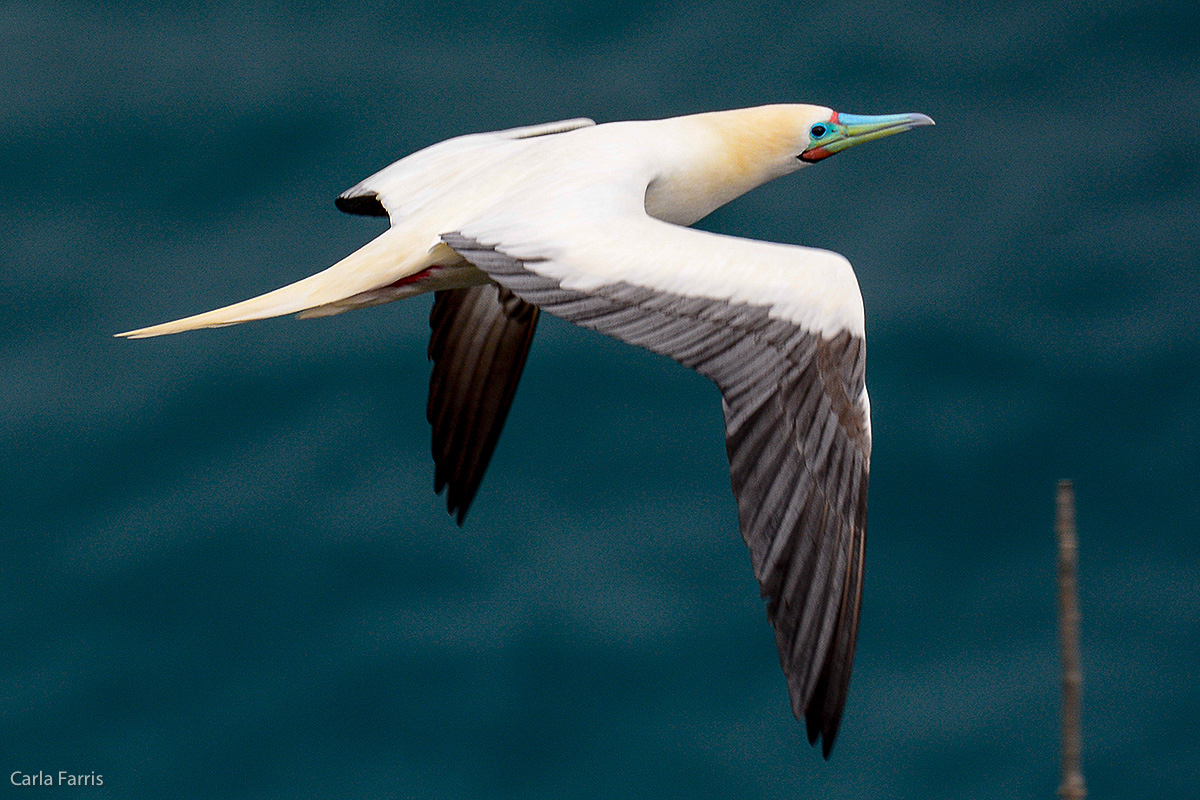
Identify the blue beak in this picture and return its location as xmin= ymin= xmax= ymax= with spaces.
xmin=800 ymin=111 xmax=935 ymax=162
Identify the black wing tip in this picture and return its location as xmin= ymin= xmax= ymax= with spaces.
xmin=445 ymin=496 xmax=469 ymax=526
xmin=425 ymin=286 xmax=540 ymax=535
xmin=446 ymin=499 xmax=471 ymax=526
xmin=795 ymin=661 xmax=847 ymax=759
xmin=335 ymin=192 xmax=388 ymax=217
xmin=805 ymin=712 xmax=840 ymax=759
xmin=433 ymin=473 xmax=473 ymax=526
xmin=447 ymin=486 xmax=475 ymax=526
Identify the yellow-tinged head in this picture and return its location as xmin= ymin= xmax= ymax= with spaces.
xmin=646 ymin=104 xmax=934 ymax=225
xmin=704 ymin=103 xmax=935 ymax=174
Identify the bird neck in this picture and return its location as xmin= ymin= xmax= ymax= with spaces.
xmin=643 ymin=106 xmax=805 ymax=226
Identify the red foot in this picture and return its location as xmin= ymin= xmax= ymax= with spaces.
xmin=383 ymin=266 xmax=438 ymax=289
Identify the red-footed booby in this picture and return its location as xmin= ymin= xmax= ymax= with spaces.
xmin=118 ymin=104 xmax=933 ymax=756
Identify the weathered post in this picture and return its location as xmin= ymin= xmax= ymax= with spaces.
xmin=1056 ymin=480 xmax=1086 ymax=800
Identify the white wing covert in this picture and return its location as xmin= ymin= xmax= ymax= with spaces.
xmin=335 ymin=118 xmax=597 ymax=221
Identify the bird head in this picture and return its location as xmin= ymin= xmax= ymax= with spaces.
xmin=797 ymin=109 xmax=935 ymax=163
xmin=642 ymin=104 xmax=935 ymax=226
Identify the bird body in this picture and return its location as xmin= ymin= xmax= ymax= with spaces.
xmin=120 ymin=106 xmax=875 ymax=336
xmin=118 ymin=104 xmax=933 ymax=756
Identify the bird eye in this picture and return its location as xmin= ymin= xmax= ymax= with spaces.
xmin=810 ymin=124 xmax=828 ymax=138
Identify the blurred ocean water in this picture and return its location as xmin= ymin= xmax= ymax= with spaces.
xmin=2 ymin=1 xmax=1197 ymax=797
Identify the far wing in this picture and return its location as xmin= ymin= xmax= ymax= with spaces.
xmin=427 ymin=284 xmax=539 ymax=523
xmin=336 ymin=118 xmax=597 ymax=221
xmin=442 ymin=218 xmax=871 ymax=756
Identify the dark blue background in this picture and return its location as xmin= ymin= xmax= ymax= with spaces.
xmin=3 ymin=1 xmax=1197 ymax=797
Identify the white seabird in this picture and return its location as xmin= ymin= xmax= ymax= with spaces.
xmin=118 ymin=104 xmax=934 ymax=756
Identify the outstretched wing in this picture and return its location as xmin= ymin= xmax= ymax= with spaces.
xmin=721 ymin=326 xmax=868 ymax=755
xmin=335 ymin=117 xmax=597 ymax=222
xmin=441 ymin=216 xmax=870 ymax=756
xmin=426 ymin=284 xmax=539 ymax=523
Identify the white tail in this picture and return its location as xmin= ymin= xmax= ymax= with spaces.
xmin=116 ymin=227 xmax=440 ymax=338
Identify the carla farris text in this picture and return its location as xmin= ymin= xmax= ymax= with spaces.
xmin=11 ymin=772 xmax=103 ymax=787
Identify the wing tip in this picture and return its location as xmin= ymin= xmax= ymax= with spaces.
xmin=805 ymin=709 xmax=841 ymax=759
xmin=433 ymin=478 xmax=472 ymax=526
xmin=335 ymin=191 xmax=388 ymax=217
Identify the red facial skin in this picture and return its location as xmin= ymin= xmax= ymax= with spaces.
xmin=800 ymin=146 xmax=832 ymax=162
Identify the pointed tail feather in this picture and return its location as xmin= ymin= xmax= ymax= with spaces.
xmin=115 ymin=228 xmax=438 ymax=338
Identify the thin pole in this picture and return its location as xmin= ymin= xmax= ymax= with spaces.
xmin=1056 ymin=480 xmax=1086 ymax=800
